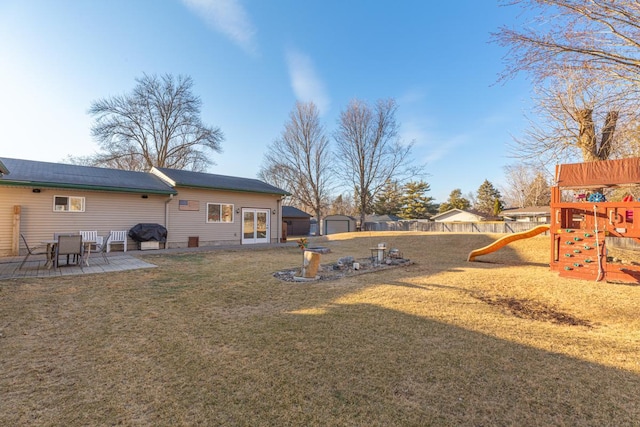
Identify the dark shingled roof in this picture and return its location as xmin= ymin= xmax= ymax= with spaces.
xmin=155 ymin=167 xmax=288 ymax=195
xmin=0 ymin=157 xmax=176 ymax=194
xmin=282 ymin=206 xmax=311 ymax=218
xmin=500 ymin=206 xmax=550 ymax=217
xmin=0 ymin=159 xmax=8 ymax=176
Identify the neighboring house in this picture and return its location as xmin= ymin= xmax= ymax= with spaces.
xmin=430 ymin=209 xmax=492 ymax=222
xmin=0 ymin=157 xmax=287 ymax=256
xmin=363 ymin=214 xmax=405 ymax=231
xmin=151 ymin=167 xmax=287 ymax=246
xmin=324 ymin=215 xmax=357 ymax=235
xmin=500 ymin=206 xmax=551 ymax=223
xmin=282 ymin=206 xmax=312 ymax=236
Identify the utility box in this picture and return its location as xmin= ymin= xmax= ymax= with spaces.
xmin=188 ymin=236 xmax=199 ymax=248
xmin=140 ymin=241 xmax=160 ymax=251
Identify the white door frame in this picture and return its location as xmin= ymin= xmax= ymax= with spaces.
xmin=241 ymin=208 xmax=270 ymax=244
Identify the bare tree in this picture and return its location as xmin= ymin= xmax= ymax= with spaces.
xmin=328 ymin=193 xmax=357 ymax=216
xmin=495 ymin=1 xmax=640 ymax=86
xmin=496 ymin=1 xmax=640 ymax=163
xmin=259 ymin=102 xmax=332 ymax=233
xmin=510 ymin=70 xmax=640 ymax=163
xmin=257 ymin=163 xmax=296 ymax=207
xmin=334 ymin=98 xmax=421 ymax=227
xmin=88 ymin=73 xmax=223 ymax=171
xmin=502 ymin=163 xmax=551 ymax=208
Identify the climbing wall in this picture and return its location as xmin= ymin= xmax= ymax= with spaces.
xmin=555 ymin=228 xmax=606 ymax=281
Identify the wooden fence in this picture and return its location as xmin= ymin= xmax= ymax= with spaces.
xmin=362 ymin=220 xmax=638 ymax=250
xmin=363 ymin=221 xmax=548 ymax=234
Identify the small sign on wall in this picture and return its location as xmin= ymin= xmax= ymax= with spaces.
xmin=179 ymin=200 xmax=200 ymax=211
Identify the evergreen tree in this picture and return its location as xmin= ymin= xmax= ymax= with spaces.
xmin=400 ymin=181 xmax=436 ymax=219
xmin=439 ymin=188 xmax=471 ymax=213
xmin=525 ymin=172 xmax=551 ymax=206
xmin=493 ymin=198 xmax=504 ymax=216
xmin=372 ymin=180 xmax=403 ymax=216
xmin=475 ymin=179 xmax=503 ymax=216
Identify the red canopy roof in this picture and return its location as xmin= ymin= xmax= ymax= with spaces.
xmin=555 ymin=157 xmax=640 ymax=189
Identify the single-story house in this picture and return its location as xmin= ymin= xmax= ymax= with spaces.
xmin=323 ymin=214 xmax=357 ymax=235
xmin=151 ymin=167 xmax=286 ymax=246
xmin=500 ymin=206 xmax=550 ymax=223
xmin=430 ymin=209 xmax=493 ymax=222
xmin=282 ymin=206 xmax=312 ymax=236
xmin=363 ymin=214 xmax=405 ymax=231
xmin=0 ymin=157 xmax=287 ymax=256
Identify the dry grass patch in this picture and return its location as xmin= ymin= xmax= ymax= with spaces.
xmin=1 ymin=232 xmax=640 ymax=425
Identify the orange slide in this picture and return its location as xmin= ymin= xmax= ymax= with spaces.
xmin=467 ymin=224 xmax=550 ymax=262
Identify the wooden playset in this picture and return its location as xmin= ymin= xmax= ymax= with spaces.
xmin=468 ymin=157 xmax=640 ymax=283
xmin=550 ymin=157 xmax=640 ymax=283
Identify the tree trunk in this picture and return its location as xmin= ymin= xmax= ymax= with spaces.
xmin=315 ymin=209 xmax=322 ymax=236
xmin=576 ymin=109 xmax=618 ymax=161
xmin=598 ymin=111 xmax=618 ymax=160
xmin=577 ymin=109 xmax=598 ymax=161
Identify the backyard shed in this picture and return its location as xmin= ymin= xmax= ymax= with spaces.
xmin=323 ymin=215 xmax=357 ymax=235
xmin=282 ymin=206 xmax=312 ymax=236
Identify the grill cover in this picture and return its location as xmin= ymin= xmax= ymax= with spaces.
xmin=128 ymin=223 xmax=168 ymax=242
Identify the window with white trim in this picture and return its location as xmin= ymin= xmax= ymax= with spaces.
xmin=53 ymin=195 xmax=85 ymax=212
xmin=207 ymin=203 xmax=234 ymax=223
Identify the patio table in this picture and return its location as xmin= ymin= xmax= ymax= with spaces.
xmin=41 ymin=239 xmax=96 ymax=269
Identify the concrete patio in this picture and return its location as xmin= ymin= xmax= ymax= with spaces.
xmin=0 ymin=241 xmax=299 ymax=280
xmin=0 ymin=253 xmax=157 ymax=280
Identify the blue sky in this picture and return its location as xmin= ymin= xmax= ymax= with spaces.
xmin=0 ymin=0 xmax=532 ymax=203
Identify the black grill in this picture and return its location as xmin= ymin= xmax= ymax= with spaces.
xmin=128 ymin=223 xmax=168 ymax=242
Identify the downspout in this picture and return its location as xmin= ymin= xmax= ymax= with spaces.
xmin=277 ymin=197 xmax=282 ymax=244
xmin=165 ymin=194 xmax=173 ymax=247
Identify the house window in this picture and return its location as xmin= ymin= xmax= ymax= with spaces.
xmin=53 ymin=195 xmax=85 ymax=212
xmin=207 ymin=203 xmax=234 ymax=223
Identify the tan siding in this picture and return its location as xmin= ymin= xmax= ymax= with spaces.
xmin=0 ymin=186 xmax=168 ymax=256
xmin=1 ymin=184 xmax=284 ymax=255
xmin=167 ymin=187 xmax=282 ymax=247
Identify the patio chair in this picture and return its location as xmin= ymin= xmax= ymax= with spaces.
xmin=107 ymin=230 xmax=127 ymax=252
xmin=54 ymin=233 xmax=82 ymax=264
xmin=94 ymin=232 xmax=111 ymax=264
xmin=18 ymin=233 xmax=49 ymax=269
xmin=54 ymin=234 xmax=83 ymax=269
xmin=79 ymin=230 xmax=103 ymax=249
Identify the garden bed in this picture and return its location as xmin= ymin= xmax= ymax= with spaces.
xmin=273 ymin=256 xmax=413 ymax=282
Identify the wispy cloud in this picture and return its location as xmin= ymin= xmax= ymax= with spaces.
xmin=400 ymin=119 xmax=431 ymax=147
xmin=423 ymin=131 xmax=470 ymax=164
xmin=285 ymin=48 xmax=330 ymax=114
xmin=181 ymin=0 xmax=257 ymax=55
xmin=398 ymin=87 xmax=427 ymax=105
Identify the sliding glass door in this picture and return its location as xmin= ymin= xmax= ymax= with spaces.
xmin=242 ymin=209 xmax=270 ymax=244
